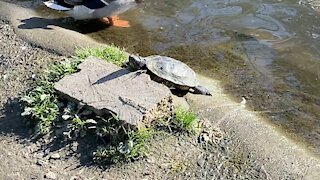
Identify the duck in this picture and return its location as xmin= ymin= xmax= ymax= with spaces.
xmin=43 ymin=0 xmax=143 ymax=27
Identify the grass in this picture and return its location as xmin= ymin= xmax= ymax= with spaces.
xmin=126 ymin=128 xmax=154 ymax=159
xmin=172 ymin=106 xmax=197 ymax=133
xmin=75 ymin=45 xmax=127 ymax=66
xmin=93 ymin=128 xmax=154 ymax=164
xmin=21 ymin=59 xmax=79 ymax=135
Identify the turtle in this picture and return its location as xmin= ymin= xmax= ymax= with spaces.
xmin=128 ymin=55 xmax=212 ymax=96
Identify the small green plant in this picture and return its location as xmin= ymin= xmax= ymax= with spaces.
xmin=172 ymin=106 xmax=197 ymax=133
xmin=21 ymin=87 xmax=59 ymax=135
xmin=45 ymin=59 xmax=80 ymax=82
xmin=93 ymin=128 xmax=154 ymax=164
xmin=126 ymin=128 xmax=153 ymax=159
xmin=75 ymin=45 xmax=127 ymax=66
xmin=21 ymin=59 xmax=79 ymax=136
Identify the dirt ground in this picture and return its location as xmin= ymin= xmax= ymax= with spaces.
xmin=0 ymin=17 xmax=281 ymax=180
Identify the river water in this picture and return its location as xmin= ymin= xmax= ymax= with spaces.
xmin=10 ymin=0 xmax=320 ymax=153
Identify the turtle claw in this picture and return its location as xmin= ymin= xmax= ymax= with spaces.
xmin=193 ymin=85 xmax=212 ymax=96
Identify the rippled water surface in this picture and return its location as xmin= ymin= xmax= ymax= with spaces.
xmin=11 ymin=0 xmax=320 ymax=153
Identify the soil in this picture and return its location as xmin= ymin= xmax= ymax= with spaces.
xmin=0 ymin=16 xmax=281 ymax=180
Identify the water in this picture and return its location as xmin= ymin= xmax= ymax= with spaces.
xmin=13 ymin=0 xmax=320 ymax=153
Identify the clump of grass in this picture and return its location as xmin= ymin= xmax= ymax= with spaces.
xmin=93 ymin=128 xmax=154 ymax=164
xmin=75 ymin=45 xmax=127 ymax=66
xmin=21 ymin=87 xmax=58 ymax=135
xmin=21 ymin=59 xmax=80 ymax=136
xmin=172 ymin=106 xmax=197 ymax=133
xmin=57 ymin=103 xmax=154 ymax=164
xmin=126 ymin=128 xmax=153 ymax=159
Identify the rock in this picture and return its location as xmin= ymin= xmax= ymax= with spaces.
xmin=172 ymin=95 xmax=189 ymax=110
xmin=45 ymin=171 xmax=57 ymax=179
xmin=36 ymin=159 xmax=48 ymax=167
xmin=55 ymin=57 xmax=173 ymax=127
xmin=50 ymin=153 xmax=60 ymax=160
xmin=197 ymin=158 xmax=206 ymax=168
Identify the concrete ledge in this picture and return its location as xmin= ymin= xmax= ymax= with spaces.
xmin=0 ymin=1 xmax=102 ymax=55
xmin=186 ymin=76 xmax=320 ymax=179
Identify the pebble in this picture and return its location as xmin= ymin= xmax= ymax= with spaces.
xmin=45 ymin=171 xmax=57 ymax=179
xmin=2 ymin=74 xmax=8 ymax=81
xmin=147 ymin=157 xmax=155 ymax=164
xmin=50 ymin=153 xmax=61 ymax=160
xmin=70 ymin=176 xmax=80 ymax=180
xmin=197 ymin=159 xmax=206 ymax=168
xmin=36 ymin=159 xmax=48 ymax=166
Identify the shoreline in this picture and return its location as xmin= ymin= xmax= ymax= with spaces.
xmin=1 ymin=1 xmax=320 ymax=179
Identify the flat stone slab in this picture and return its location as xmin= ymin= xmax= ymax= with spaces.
xmin=54 ymin=57 xmax=172 ymax=127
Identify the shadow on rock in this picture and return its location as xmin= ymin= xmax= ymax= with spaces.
xmin=18 ymin=17 xmax=110 ymax=34
xmin=93 ymin=69 xmax=130 ymax=85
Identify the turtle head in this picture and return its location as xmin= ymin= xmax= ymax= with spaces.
xmin=128 ymin=54 xmax=147 ymax=70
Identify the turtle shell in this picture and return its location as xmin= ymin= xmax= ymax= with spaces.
xmin=145 ymin=55 xmax=199 ymax=87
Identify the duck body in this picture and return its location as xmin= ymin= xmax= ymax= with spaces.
xmin=44 ymin=0 xmax=138 ymax=20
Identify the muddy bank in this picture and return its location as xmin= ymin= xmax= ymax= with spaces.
xmin=1 ymin=1 xmax=320 ymax=179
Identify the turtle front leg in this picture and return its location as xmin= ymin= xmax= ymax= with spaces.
xmin=127 ymin=70 xmax=148 ymax=80
xmin=193 ymin=85 xmax=212 ymax=96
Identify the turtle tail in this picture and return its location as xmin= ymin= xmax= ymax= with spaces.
xmin=193 ymin=85 xmax=212 ymax=96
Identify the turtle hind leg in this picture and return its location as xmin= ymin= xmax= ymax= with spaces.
xmin=193 ymin=85 xmax=212 ymax=96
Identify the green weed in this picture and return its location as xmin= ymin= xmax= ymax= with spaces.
xmin=75 ymin=45 xmax=127 ymax=66
xmin=21 ymin=59 xmax=79 ymax=136
xmin=93 ymin=128 xmax=154 ymax=164
xmin=172 ymin=106 xmax=197 ymax=133
xmin=126 ymin=128 xmax=153 ymax=159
